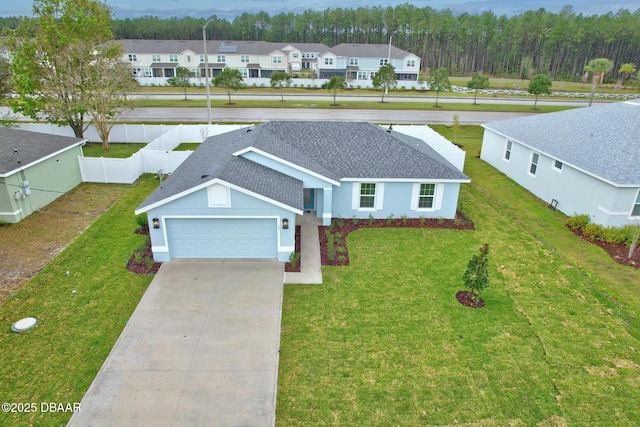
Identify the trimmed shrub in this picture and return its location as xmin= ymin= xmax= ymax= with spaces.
xmin=566 ymin=214 xmax=590 ymax=231
xmin=582 ymin=223 xmax=601 ymax=241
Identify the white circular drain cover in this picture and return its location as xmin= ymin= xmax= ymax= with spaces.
xmin=11 ymin=317 xmax=38 ymax=332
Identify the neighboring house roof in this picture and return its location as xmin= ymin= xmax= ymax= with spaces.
xmin=483 ymin=100 xmax=640 ymax=186
xmin=137 ymin=121 xmax=469 ymax=212
xmin=120 ymin=39 xmax=330 ymax=57
xmin=323 ymin=43 xmax=417 ymax=59
xmin=0 ymin=128 xmax=84 ymax=177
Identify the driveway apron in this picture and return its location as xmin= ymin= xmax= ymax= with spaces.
xmin=68 ymin=259 xmax=284 ymax=427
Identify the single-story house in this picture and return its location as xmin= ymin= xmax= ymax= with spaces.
xmin=0 ymin=128 xmax=85 ymax=223
xmin=480 ymin=100 xmax=640 ymax=227
xmin=135 ymin=121 xmax=470 ymax=262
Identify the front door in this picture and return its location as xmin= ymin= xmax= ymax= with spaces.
xmin=303 ymin=188 xmax=315 ymax=211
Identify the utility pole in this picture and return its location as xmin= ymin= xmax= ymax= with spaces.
xmin=203 ymin=19 xmax=213 ymax=125
xmin=385 ymin=30 xmax=397 ymax=97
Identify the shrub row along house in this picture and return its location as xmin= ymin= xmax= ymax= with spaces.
xmin=120 ymin=39 xmax=421 ymax=86
xmin=481 ymin=100 xmax=640 ymax=227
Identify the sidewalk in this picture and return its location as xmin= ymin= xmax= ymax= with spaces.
xmin=284 ymin=214 xmax=323 ymax=284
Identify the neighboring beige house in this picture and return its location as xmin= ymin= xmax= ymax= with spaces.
xmin=121 ymin=39 xmax=330 ymax=85
xmin=120 ymin=39 xmax=422 ymax=86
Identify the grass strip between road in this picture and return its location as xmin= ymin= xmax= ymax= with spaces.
xmin=135 ymin=98 xmax=576 ymax=113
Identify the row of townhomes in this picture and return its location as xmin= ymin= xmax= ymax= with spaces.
xmin=120 ymin=39 xmax=422 ymax=87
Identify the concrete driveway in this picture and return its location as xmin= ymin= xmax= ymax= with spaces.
xmin=68 ymin=259 xmax=284 ymax=427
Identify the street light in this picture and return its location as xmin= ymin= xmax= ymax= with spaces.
xmin=385 ymin=30 xmax=397 ymax=96
xmin=203 ymin=19 xmax=214 ymax=125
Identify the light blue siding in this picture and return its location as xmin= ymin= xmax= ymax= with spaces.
xmin=146 ymin=185 xmax=296 ymax=262
xmin=331 ymin=181 xmax=460 ymax=219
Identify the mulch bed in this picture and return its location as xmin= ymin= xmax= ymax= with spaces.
xmin=126 ymin=226 xmax=162 ymax=274
xmin=284 ymin=225 xmax=302 ymax=273
xmin=319 ymin=211 xmax=474 ymax=267
xmin=455 ymin=290 xmax=485 ymax=308
xmin=568 ymin=227 xmax=640 ymax=269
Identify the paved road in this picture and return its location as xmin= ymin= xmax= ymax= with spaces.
xmin=122 ymin=106 xmax=534 ymax=124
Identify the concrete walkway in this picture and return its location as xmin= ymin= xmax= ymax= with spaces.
xmin=284 ymin=214 xmax=323 ymax=284
xmin=68 ymin=259 xmax=284 ymax=427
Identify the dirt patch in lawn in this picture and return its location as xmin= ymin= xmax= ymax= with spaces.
xmin=319 ymin=211 xmax=474 ymax=267
xmin=0 ymin=183 xmax=129 ymax=303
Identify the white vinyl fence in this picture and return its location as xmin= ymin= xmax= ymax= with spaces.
xmin=386 ymin=125 xmax=467 ymax=171
xmin=76 ymin=124 xmax=250 ymax=184
xmin=15 ymin=123 xmax=250 ymax=184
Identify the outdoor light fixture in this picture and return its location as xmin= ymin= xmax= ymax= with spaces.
xmin=152 ymin=218 xmax=160 ymax=229
xmin=282 ymin=218 xmax=289 ymax=229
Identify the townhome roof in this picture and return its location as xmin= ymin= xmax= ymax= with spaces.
xmin=323 ymin=43 xmax=417 ymax=59
xmin=138 ymin=121 xmax=469 ymax=211
xmin=121 ymin=39 xmax=330 ymax=56
xmin=483 ymin=100 xmax=640 ymax=186
xmin=0 ymin=128 xmax=84 ymax=176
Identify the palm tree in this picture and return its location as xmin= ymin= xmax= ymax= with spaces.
xmin=619 ymin=63 xmax=637 ymax=87
xmin=584 ymin=58 xmax=613 ymax=106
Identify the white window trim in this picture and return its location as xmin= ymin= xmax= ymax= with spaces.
xmin=504 ymin=140 xmax=512 ymax=162
xmin=552 ymin=159 xmax=563 ymax=173
xmin=352 ymin=182 xmax=384 ymax=211
xmin=631 ymin=189 xmax=640 ymax=218
xmin=528 ymin=151 xmax=540 ymax=177
xmin=411 ymin=183 xmax=444 ymax=211
xmin=207 ymin=183 xmax=231 ymax=208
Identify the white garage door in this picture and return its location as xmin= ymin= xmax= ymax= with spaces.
xmin=166 ymin=218 xmax=277 ymax=259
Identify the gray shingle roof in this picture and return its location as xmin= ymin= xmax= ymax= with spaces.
xmin=121 ymin=39 xmax=330 ymax=56
xmin=137 ymin=126 xmax=303 ymax=211
xmin=325 ymin=43 xmax=417 ymax=59
xmin=137 ymin=121 xmax=468 ymax=211
xmin=483 ymin=101 xmax=640 ymax=186
xmin=0 ymin=128 xmax=84 ymax=176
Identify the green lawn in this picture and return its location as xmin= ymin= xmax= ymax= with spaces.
xmin=135 ymin=98 xmax=574 ymax=113
xmin=173 ymin=142 xmax=201 ymax=151
xmin=276 ymin=126 xmax=640 ymax=425
xmin=0 ymin=176 xmax=157 ymax=426
xmin=82 ymin=142 xmax=146 ymax=158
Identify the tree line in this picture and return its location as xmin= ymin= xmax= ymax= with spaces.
xmin=2 ymin=6 xmax=639 ymax=81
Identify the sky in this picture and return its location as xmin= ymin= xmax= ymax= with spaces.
xmin=1 ymin=0 xmax=637 ymax=20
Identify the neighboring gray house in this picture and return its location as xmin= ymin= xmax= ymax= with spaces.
xmin=0 ymin=128 xmax=85 ymax=223
xmin=135 ymin=121 xmax=469 ymax=262
xmin=317 ymin=43 xmax=421 ymax=82
xmin=481 ymin=100 xmax=640 ymax=227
